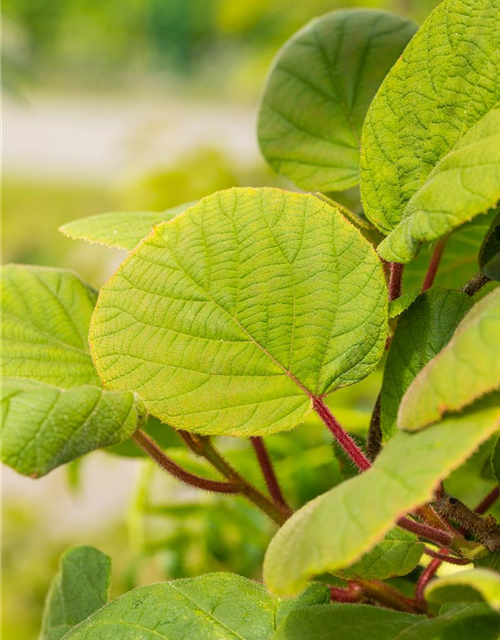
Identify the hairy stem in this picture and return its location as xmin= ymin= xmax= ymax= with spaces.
xmin=358 ymin=579 xmax=424 ymax=614
xmin=179 ymin=431 xmax=292 ymax=525
xmin=475 ymin=487 xmax=500 ymax=514
xmin=422 ymin=237 xmax=447 ymax=292
xmin=313 ymin=398 xmax=371 ymax=471
xmin=388 ymin=262 xmax=405 ymax=301
xmin=250 ymin=437 xmax=290 ymax=510
xmin=462 ymin=272 xmax=490 ymax=296
xmin=132 ymin=429 xmax=241 ymax=494
xmin=435 ymin=493 xmax=500 ymax=551
xmin=366 ymin=393 xmax=382 ymax=462
xmin=397 ymin=517 xmax=453 ymax=548
xmin=423 ymin=547 xmax=469 ymax=565
xmin=330 ymin=584 xmax=363 ymax=604
xmin=416 ymin=557 xmax=441 ymax=606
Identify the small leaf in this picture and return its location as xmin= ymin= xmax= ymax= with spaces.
xmin=480 ymin=210 xmax=500 ymax=282
xmin=62 ymin=573 xmax=329 ymax=640
xmin=264 ymin=393 xmax=500 ymax=596
xmin=40 ymin=546 xmax=111 ymax=640
xmin=91 ymin=188 xmax=388 ymax=437
xmin=60 ymin=202 xmax=195 ymax=251
xmin=272 ymin=603 xmax=500 ymax=640
xmin=388 ymin=289 xmax=419 ymax=320
xmin=1 ymin=265 xmax=145 ymax=477
xmin=258 ymin=10 xmax=416 ymax=192
xmin=381 ymin=289 xmax=473 ymax=440
xmin=336 ymin=528 xmax=424 ymax=581
xmin=399 ymin=288 xmax=500 ymax=431
xmin=361 ymin=0 xmax=500 ymax=261
xmin=426 ymin=568 xmax=500 ymax=612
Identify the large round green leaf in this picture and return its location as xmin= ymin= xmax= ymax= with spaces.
xmin=258 ymin=10 xmax=417 ymax=192
xmin=361 ymin=0 xmax=500 ymax=262
xmin=90 ymin=187 xmax=388 ymax=437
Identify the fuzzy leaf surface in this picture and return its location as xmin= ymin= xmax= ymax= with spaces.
xmin=40 ymin=546 xmax=111 ymax=640
xmin=90 ymin=188 xmax=388 ymax=437
xmin=426 ymin=568 xmax=500 ymax=611
xmin=361 ymin=0 xmax=500 ymax=261
xmin=63 ymin=573 xmax=329 ymax=640
xmin=264 ymin=394 xmax=500 ymax=596
xmin=258 ymin=10 xmax=416 ymax=192
xmin=381 ymin=289 xmax=473 ymax=439
xmin=1 ymin=265 xmax=144 ymax=477
xmin=60 ymin=202 xmax=194 ymax=251
xmin=399 ymin=288 xmax=500 ymax=431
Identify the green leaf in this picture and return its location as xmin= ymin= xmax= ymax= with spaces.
xmin=361 ymin=0 xmax=500 ymax=261
xmin=60 ymin=202 xmax=195 ymax=251
xmin=403 ymin=211 xmax=499 ymax=293
xmin=2 ymin=378 xmax=142 ymax=477
xmin=426 ymin=568 xmax=500 ymax=612
xmin=480 ymin=210 xmax=500 ymax=282
xmin=1 ymin=265 xmax=145 ymax=477
xmin=258 ymin=10 xmax=417 ymax=192
xmin=90 ymin=187 xmax=388 ymax=437
xmin=492 ymin=437 xmax=500 ymax=486
xmin=399 ymin=288 xmax=500 ymax=431
xmin=264 ymin=393 xmax=500 ymax=596
xmin=381 ymin=289 xmax=473 ymax=440
xmin=336 ymin=528 xmax=424 ymax=581
xmin=40 ymin=546 xmax=111 ymax=640
xmin=63 ymin=573 xmax=329 ymax=640
xmin=388 ymin=289 xmax=419 ymax=320
xmin=272 ymin=603 xmax=500 ymax=640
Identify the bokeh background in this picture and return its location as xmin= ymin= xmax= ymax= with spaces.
xmin=3 ymin=2 xmax=444 ymax=638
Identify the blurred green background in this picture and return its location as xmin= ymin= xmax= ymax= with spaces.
xmin=2 ymin=2 xmax=446 ymax=638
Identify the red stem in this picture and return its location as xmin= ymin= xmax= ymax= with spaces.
xmin=312 ymin=398 xmax=371 ymax=471
xmin=475 ymin=487 xmax=500 ymax=514
xmin=421 ymin=238 xmax=447 ymax=292
xmin=423 ymin=547 xmax=469 ymax=565
xmin=132 ymin=429 xmax=241 ymax=494
xmin=416 ymin=557 xmax=441 ymax=605
xmin=397 ymin=517 xmax=453 ymax=548
xmin=388 ymin=262 xmax=404 ymax=301
xmin=250 ymin=437 xmax=290 ymax=510
xmin=330 ymin=584 xmax=363 ymax=603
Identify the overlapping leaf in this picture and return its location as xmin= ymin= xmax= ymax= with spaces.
xmin=361 ymin=0 xmax=500 ymax=262
xmin=258 ymin=10 xmax=416 ymax=192
xmin=480 ymin=211 xmax=500 ymax=282
xmin=264 ymin=393 xmax=500 ymax=596
xmin=399 ymin=288 xmax=500 ymax=431
xmin=426 ymin=568 xmax=500 ymax=612
xmin=272 ymin=603 xmax=500 ymax=640
xmin=63 ymin=573 xmax=329 ymax=640
xmin=40 ymin=546 xmax=111 ymax=640
xmin=90 ymin=187 xmax=388 ymax=437
xmin=1 ymin=265 xmax=145 ymax=477
xmin=60 ymin=202 xmax=194 ymax=251
xmin=381 ymin=289 xmax=473 ymax=440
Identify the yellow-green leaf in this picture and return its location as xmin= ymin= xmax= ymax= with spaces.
xmin=426 ymin=568 xmax=500 ymax=612
xmin=90 ymin=187 xmax=388 ymax=437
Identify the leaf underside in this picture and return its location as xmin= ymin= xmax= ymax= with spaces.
xmin=264 ymin=393 xmax=500 ymax=596
xmin=90 ymin=187 xmax=388 ymax=437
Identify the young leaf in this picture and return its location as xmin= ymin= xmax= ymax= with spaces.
xmin=62 ymin=573 xmax=329 ymax=640
xmin=480 ymin=210 xmax=500 ymax=282
xmin=387 ymin=289 xmax=419 ymax=320
xmin=60 ymin=201 xmax=195 ymax=251
xmin=264 ymin=393 xmax=500 ymax=596
xmin=361 ymin=0 xmax=500 ymax=261
xmin=335 ymin=528 xmax=424 ymax=582
xmin=381 ymin=289 xmax=473 ymax=440
xmin=90 ymin=187 xmax=388 ymax=437
xmin=399 ymin=288 xmax=500 ymax=431
xmin=1 ymin=265 xmax=145 ymax=477
xmin=258 ymin=10 xmax=417 ymax=192
xmin=426 ymin=568 xmax=500 ymax=612
xmin=272 ymin=603 xmax=500 ymax=640
xmin=40 ymin=546 xmax=111 ymax=640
